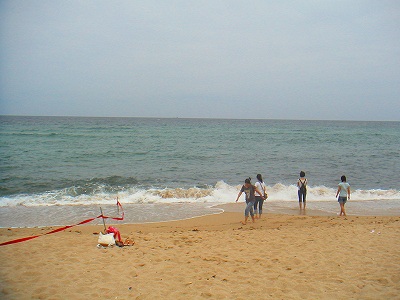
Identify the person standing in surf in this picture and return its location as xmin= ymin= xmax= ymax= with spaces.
xmin=235 ymin=178 xmax=263 ymax=225
xmin=254 ymin=174 xmax=268 ymax=218
xmin=297 ymin=171 xmax=307 ymax=210
xmin=336 ymin=175 xmax=350 ymax=216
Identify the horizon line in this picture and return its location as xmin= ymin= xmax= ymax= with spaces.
xmin=0 ymin=114 xmax=399 ymax=123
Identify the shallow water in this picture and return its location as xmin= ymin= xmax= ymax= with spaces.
xmin=1 ymin=200 xmax=399 ymax=228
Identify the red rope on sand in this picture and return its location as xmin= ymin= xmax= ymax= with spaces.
xmin=0 ymin=235 xmax=41 ymax=246
xmin=0 ymin=199 xmax=124 ymax=247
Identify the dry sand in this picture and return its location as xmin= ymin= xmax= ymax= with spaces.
xmin=0 ymin=211 xmax=399 ymax=300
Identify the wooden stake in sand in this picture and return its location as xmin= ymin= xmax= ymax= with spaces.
xmin=100 ymin=207 xmax=107 ymax=233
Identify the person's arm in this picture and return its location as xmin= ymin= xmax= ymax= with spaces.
xmin=347 ymin=185 xmax=351 ymax=199
xmin=263 ymin=183 xmax=267 ymax=195
xmin=261 ymin=183 xmax=268 ymax=199
xmin=235 ymin=191 xmax=243 ymax=202
xmin=335 ymin=185 xmax=341 ymax=198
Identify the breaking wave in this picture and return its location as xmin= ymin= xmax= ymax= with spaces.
xmin=0 ymin=181 xmax=399 ymax=207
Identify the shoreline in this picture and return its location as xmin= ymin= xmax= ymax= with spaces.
xmin=216 ymin=201 xmax=400 ymax=217
xmin=1 ymin=199 xmax=399 ymax=229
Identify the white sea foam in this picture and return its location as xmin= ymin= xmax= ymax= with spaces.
xmin=1 ymin=181 xmax=399 ymax=207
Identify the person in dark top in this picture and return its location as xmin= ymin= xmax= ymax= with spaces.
xmin=297 ymin=171 xmax=307 ymax=210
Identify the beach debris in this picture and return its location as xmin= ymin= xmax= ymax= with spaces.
xmin=370 ymin=229 xmax=381 ymax=235
xmin=201 ymin=292 xmax=212 ymax=297
xmin=97 ymin=232 xmax=115 ymax=247
xmin=106 ymin=226 xmax=122 ymax=242
xmin=123 ymin=237 xmax=135 ymax=246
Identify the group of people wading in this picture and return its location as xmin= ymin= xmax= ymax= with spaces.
xmin=235 ymin=172 xmax=351 ymax=224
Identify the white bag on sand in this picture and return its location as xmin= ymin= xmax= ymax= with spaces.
xmin=97 ymin=232 xmax=115 ymax=247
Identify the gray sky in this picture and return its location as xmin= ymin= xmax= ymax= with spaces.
xmin=1 ymin=1 xmax=399 ymax=121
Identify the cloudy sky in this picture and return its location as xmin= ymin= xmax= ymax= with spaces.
xmin=0 ymin=1 xmax=399 ymax=120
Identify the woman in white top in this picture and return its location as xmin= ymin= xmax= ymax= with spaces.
xmin=254 ymin=174 xmax=267 ymax=218
xmin=335 ymin=175 xmax=351 ymax=216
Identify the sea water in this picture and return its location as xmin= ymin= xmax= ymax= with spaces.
xmin=0 ymin=116 xmax=399 ymax=227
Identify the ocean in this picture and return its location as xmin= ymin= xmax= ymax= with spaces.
xmin=0 ymin=116 xmax=399 ymax=227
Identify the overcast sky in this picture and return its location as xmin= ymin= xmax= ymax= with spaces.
xmin=0 ymin=1 xmax=399 ymax=121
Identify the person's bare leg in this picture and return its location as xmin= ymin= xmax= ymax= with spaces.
xmin=341 ymin=203 xmax=346 ymax=216
xmin=339 ymin=203 xmax=346 ymax=216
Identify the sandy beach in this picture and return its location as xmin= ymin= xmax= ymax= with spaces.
xmin=0 ymin=210 xmax=399 ymax=300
